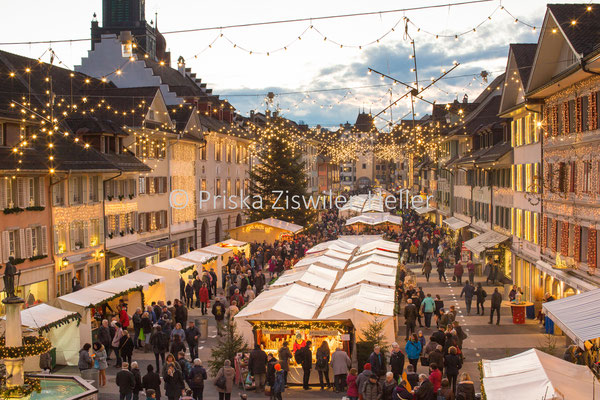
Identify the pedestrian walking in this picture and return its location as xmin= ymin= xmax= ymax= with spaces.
xmin=214 ymin=359 xmax=235 ymax=400
xmin=382 ymin=372 xmax=396 ymax=400
xmin=346 ymin=368 xmax=359 ymax=400
xmin=438 ymin=378 xmax=455 ymax=400
xmin=459 ymin=281 xmax=475 ymax=315
xmin=249 ymin=344 xmax=268 ymax=392
xmin=453 ymin=261 xmax=464 ymax=285
xmin=211 ymin=298 xmax=226 ymax=336
xmin=456 ymin=372 xmax=476 ymax=400
xmin=131 ymin=362 xmax=143 ymax=400
xmin=295 ymin=340 xmax=312 ymax=390
xmin=142 ymin=365 xmax=162 ymax=400
xmin=316 ymin=341 xmax=332 ymax=390
xmin=185 ymin=321 xmax=200 ymax=360
xmin=444 ymin=346 xmax=462 ymax=393
xmin=112 ymin=322 xmax=124 ymax=367
xmin=389 ymin=342 xmax=405 ymax=383
xmin=119 ymin=330 xmax=134 ymax=367
xmin=163 ymin=363 xmax=185 ymax=400
xmin=272 ymin=363 xmax=285 ymax=400
xmin=93 ymin=342 xmax=107 ymax=387
xmin=330 ymin=345 xmax=351 ymax=392
xmin=420 ymin=293 xmax=436 ymax=328
xmin=436 ymin=257 xmax=446 ymax=282
xmin=422 ymin=258 xmax=432 ymax=282
xmin=404 ymin=298 xmax=418 ymax=340
xmin=188 ymin=359 xmax=207 ymax=400
xmin=466 ymin=260 xmax=475 ymax=284
xmin=149 ymin=326 xmax=168 ymax=372
xmin=116 ymin=362 xmax=135 ymax=400
xmin=475 ymin=283 xmax=487 ymax=315
xmin=362 ymin=373 xmax=383 ymax=400
xmin=405 ymin=334 xmax=422 ymax=372
xmin=434 ymin=295 xmax=444 ymax=327
xmin=199 ymin=284 xmax=209 ymax=315
xmin=489 ymin=287 xmax=502 ymax=325
xmin=277 ymin=341 xmax=293 ymax=386
xmin=368 ymin=345 xmax=387 ymax=378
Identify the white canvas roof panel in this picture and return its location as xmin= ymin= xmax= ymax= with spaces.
xmin=349 ymin=253 xmax=398 ymax=268
xmin=219 ymin=238 xmax=248 ymax=247
xmin=294 ymin=255 xmax=348 ymax=270
xmin=319 ymin=284 xmax=395 ymax=319
xmin=58 ymin=288 xmax=118 ymax=308
xmin=258 ymin=217 xmax=304 ymax=233
xmin=178 ymin=250 xmax=216 ymax=264
xmin=414 ymin=206 xmax=435 ymax=215
xmin=306 ymin=240 xmax=357 ymax=254
xmin=358 ymin=239 xmax=400 ymax=254
xmin=464 ymin=230 xmax=510 ymax=254
xmin=236 ymin=284 xmax=326 ymax=320
xmin=443 ymin=217 xmax=469 ymax=231
xmin=271 ymin=265 xmax=339 ymax=291
xmin=152 ymin=258 xmax=196 ymax=272
xmin=5 ymin=304 xmax=79 ymax=330
xmin=482 ymin=349 xmax=600 ymax=400
xmin=339 ymin=235 xmax=384 ymax=247
xmin=335 ymin=265 xmax=396 ymax=289
xmin=201 ymin=244 xmax=233 ymax=255
xmin=122 ymin=270 xmax=164 ymax=286
xmin=542 ymin=288 xmax=600 ymax=348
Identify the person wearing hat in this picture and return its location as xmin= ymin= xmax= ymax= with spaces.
xmin=356 ymin=363 xmax=372 ymax=396
xmin=272 ymin=363 xmax=285 ymax=400
xmin=361 ymin=373 xmax=382 ymax=400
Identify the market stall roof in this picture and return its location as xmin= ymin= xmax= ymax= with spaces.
xmin=120 ymin=270 xmax=164 ymax=287
xmin=414 ymin=206 xmax=436 ymax=215
xmin=348 ymin=253 xmax=398 ymax=269
xmin=218 ymin=238 xmax=248 ymax=247
xmin=335 ymin=265 xmax=396 ymax=289
xmin=152 ymin=258 xmax=196 ymax=272
xmin=318 ymin=284 xmax=395 ymax=319
xmin=235 ymin=283 xmax=326 ymax=320
xmin=306 ymin=239 xmax=357 ymax=254
xmin=201 ymin=244 xmax=233 ymax=256
xmin=463 ymin=230 xmax=510 ymax=254
xmin=339 ymin=195 xmax=368 ymax=211
xmin=362 ymin=196 xmax=385 ymax=213
xmin=542 ymin=288 xmax=600 ymax=348
xmin=481 ymin=349 xmax=600 ymax=400
xmin=304 ymin=248 xmax=354 ymax=261
xmin=294 ymin=254 xmax=347 ymax=270
xmin=110 ymin=242 xmax=158 ymax=260
xmin=3 ymin=304 xmax=80 ymax=330
xmin=178 ymin=250 xmax=217 ymax=264
xmin=357 ymin=239 xmax=400 ymax=254
xmin=271 ymin=264 xmax=339 ymax=291
xmin=58 ymin=287 xmax=119 ymax=308
xmin=256 ymin=217 xmax=304 ymax=233
xmin=442 ymin=217 xmax=469 ymax=231
xmin=339 ymin=235 xmax=384 ymax=246
xmin=345 ymin=213 xmax=403 ymax=226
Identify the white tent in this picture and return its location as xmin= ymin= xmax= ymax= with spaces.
xmin=303 ymin=248 xmax=354 ymax=261
xmin=294 ymin=254 xmax=347 ymax=270
xmin=271 ymin=264 xmax=339 ymax=291
xmin=348 ymin=253 xmax=398 ymax=269
xmin=362 ymin=195 xmax=385 ymax=213
xmin=335 ymin=265 xmax=396 ymax=289
xmin=3 ymin=304 xmax=81 ymax=366
xmin=542 ymin=288 xmax=600 ymax=348
xmin=305 ymin=240 xmax=357 ymax=255
xmin=318 ymin=284 xmax=396 ymax=341
xmin=481 ymin=349 xmax=600 ymax=400
xmin=339 ymin=195 xmax=368 ymax=218
xmin=345 ymin=213 xmax=402 ymax=227
xmin=235 ymin=284 xmax=327 ymax=345
xmin=200 ymin=245 xmax=234 ymax=287
xmin=357 ymin=239 xmax=400 ymax=254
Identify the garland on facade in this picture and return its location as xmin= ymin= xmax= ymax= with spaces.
xmin=250 ymin=320 xmax=350 ymax=332
xmin=37 ymin=312 xmax=81 ymax=334
xmin=0 ymin=375 xmax=41 ymax=398
xmin=0 ymin=336 xmax=52 ymax=359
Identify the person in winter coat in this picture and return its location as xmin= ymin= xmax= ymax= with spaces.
xmin=132 ymin=308 xmax=143 ymax=348
xmin=453 ymin=262 xmax=464 ymax=285
xmin=444 ymin=347 xmax=462 ymax=393
xmin=174 ymin=300 xmax=188 ymax=327
xmin=169 ymin=334 xmax=186 ymax=357
xmin=266 ymin=353 xmax=278 ymax=389
xmin=466 ymin=261 xmax=475 ymax=285
xmin=185 ymin=321 xmax=201 ymax=360
xmin=405 ymin=364 xmax=419 ymax=390
xmin=185 ymin=280 xmax=195 ymax=309
xmin=330 ymin=346 xmax=351 ymax=392
xmin=434 ymin=295 xmax=444 ymax=327
xmin=357 ymin=363 xmax=372 ymax=395
xmin=188 ymin=358 xmax=207 ymax=400
xmin=249 ymin=344 xmax=268 ymax=391
xmin=142 ymin=364 xmax=162 ymax=400
xmin=93 ymin=342 xmax=108 ymax=387
xmin=404 ymin=298 xmax=418 ymax=340
xmin=368 ymin=345 xmax=387 ymax=378
xmin=211 ymin=299 xmax=226 ymax=336
xmin=455 ymin=373 xmax=475 ymax=400
xmin=362 ymin=373 xmax=383 ymax=400
xmin=422 ymin=258 xmax=432 ymax=282
xmin=475 ymin=283 xmax=487 ymax=315
xmin=131 ymin=361 xmax=143 ymax=400
xmin=98 ymin=319 xmax=112 ymax=359
xmin=459 ymin=281 xmax=475 ymax=315
xmin=119 ymin=330 xmax=135 ymax=367
xmin=428 ymin=345 xmax=444 ymax=376
xmin=382 ymin=372 xmax=396 ymax=400
xmin=149 ymin=326 xmax=169 ymax=372
xmin=489 ymin=288 xmax=502 ymax=325
xmin=438 ymin=378 xmax=455 ymax=400
xmin=78 ymin=343 xmax=93 ymax=372
xmin=199 ymin=284 xmax=210 ymax=316
xmin=413 ymin=374 xmax=435 ymax=400
xmin=316 ymin=341 xmax=331 ymax=389
xmin=272 ymin=363 xmax=285 ymax=400
xmin=119 ymin=305 xmax=130 ymax=330
xmin=164 ymin=363 xmax=185 ymax=400
xmin=214 ymin=359 xmax=235 ymax=400
xmin=116 ymin=363 xmax=135 ymax=399
xmin=389 ymin=342 xmax=405 ymax=383
xmin=428 ymin=363 xmax=442 ymax=392
xmin=346 ymin=368 xmax=359 ymax=400
xmin=277 ymin=342 xmax=293 ymax=385
xmin=141 ymin=312 xmax=153 ymax=348
xmin=112 ymin=322 xmax=124 ymax=367
xmin=392 ymin=380 xmax=412 ymax=400
xmin=296 ymin=340 xmax=313 ymax=390
xmin=420 ymin=293 xmax=436 ymax=328
xmin=436 ymin=258 xmax=446 ymax=282
xmin=405 ymin=334 xmax=422 ymax=372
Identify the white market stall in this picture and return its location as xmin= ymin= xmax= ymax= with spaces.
xmin=2 ymin=304 xmax=82 ymax=367
xmin=481 ymin=348 xmax=600 ymax=400
xmin=200 ymin=244 xmax=234 ymax=288
xmin=55 ymin=270 xmax=163 ymax=348
xmin=217 ymin=238 xmax=251 ymax=257
xmin=346 ymin=213 xmax=402 ymax=233
xmin=339 ymin=195 xmax=368 ymax=219
xmin=228 ymin=218 xmax=304 ymax=245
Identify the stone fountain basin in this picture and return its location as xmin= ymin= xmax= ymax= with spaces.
xmin=28 ymin=374 xmax=98 ymax=400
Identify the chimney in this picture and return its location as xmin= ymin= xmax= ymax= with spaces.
xmin=177 ymin=56 xmax=186 ymax=76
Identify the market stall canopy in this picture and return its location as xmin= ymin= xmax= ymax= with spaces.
xmin=110 ymin=242 xmax=157 ymax=261
xmin=58 ymin=287 xmax=120 ymax=308
xmin=294 ymin=254 xmax=348 ymax=270
xmin=152 ymin=258 xmax=196 ymax=272
xmin=271 ymin=264 xmax=339 ymax=291
xmin=339 ymin=235 xmax=384 ymax=246
xmin=304 ymin=248 xmax=354 ymax=261
xmin=335 ymin=265 xmax=396 ymax=289
xmin=305 ymin=240 xmax=357 ymax=255
xmin=463 ymin=230 xmax=510 ymax=254
xmin=4 ymin=303 xmax=80 ymax=331
xmin=319 ymin=284 xmax=395 ymax=319
xmin=362 ymin=196 xmax=385 ymax=213
xmin=348 ymin=253 xmax=398 ymax=269
xmin=356 ymin=239 xmax=400 ymax=254
xmin=345 ymin=213 xmax=402 ymax=226
xmin=339 ymin=195 xmax=368 ymax=212
xmin=218 ymin=238 xmax=248 ymax=247
xmin=258 ymin=217 xmax=304 ymax=233
xmin=481 ymin=349 xmax=600 ymax=400
xmin=201 ymin=244 xmax=234 ymax=256
xmin=542 ymin=288 xmax=600 ymax=348
xmin=235 ymin=283 xmax=326 ymax=320
xmin=178 ymin=250 xmax=216 ymax=264
xmin=414 ymin=206 xmax=436 ymax=215
xmin=442 ymin=217 xmax=469 ymax=231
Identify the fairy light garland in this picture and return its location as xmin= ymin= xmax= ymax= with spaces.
xmin=0 ymin=336 xmax=52 ymax=359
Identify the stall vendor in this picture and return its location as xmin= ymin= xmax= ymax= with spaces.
xmin=292 ymin=333 xmax=306 ymax=353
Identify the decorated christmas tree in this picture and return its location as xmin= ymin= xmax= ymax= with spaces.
xmin=208 ymin=321 xmax=248 ymax=376
xmin=247 ymin=118 xmax=316 ymax=227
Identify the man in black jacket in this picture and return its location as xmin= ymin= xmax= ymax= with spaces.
xmin=115 ymin=362 xmax=135 ymax=400
xmin=142 ymin=364 xmax=162 ymax=400
xmin=297 ymin=340 xmax=313 ymax=390
xmin=185 ymin=321 xmax=201 ymax=360
xmin=98 ymin=319 xmax=112 ymax=360
xmin=209 ymin=268 xmax=218 ymax=298
xmin=255 ymin=270 xmax=266 ymax=294
xmin=211 ymin=299 xmax=226 ymax=336
xmin=404 ymin=298 xmax=418 ymax=340
xmin=413 ymin=374 xmax=435 ymax=400
xmin=389 ymin=342 xmax=405 ymax=383
xmin=249 ymin=344 xmax=268 ymax=392
xmin=489 ymin=288 xmax=503 ymax=325
xmin=174 ymin=300 xmax=188 ymax=327
xmin=460 ymin=281 xmax=475 ymax=315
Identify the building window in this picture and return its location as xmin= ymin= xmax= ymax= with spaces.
xmin=200 ymin=145 xmax=207 ymax=160
xmin=362 ymin=163 xmax=366 ymax=169
xmin=57 ymin=272 xmax=72 ymax=296
xmin=88 ymin=263 xmax=100 ymax=285
xmin=235 ymin=179 xmax=241 ymax=196
xmin=583 ymin=161 xmax=592 ymax=193
xmin=216 ymin=179 xmax=221 ymax=195
xmin=226 ymin=179 xmax=231 ymax=197
xmin=214 ymin=142 xmax=222 ymax=161
xmin=226 ymin=144 xmax=232 ymax=163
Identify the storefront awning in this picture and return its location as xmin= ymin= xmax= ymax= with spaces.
xmin=443 ymin=217 xmax=469 ymax=231
xmin=111 ymin=243 xmax=157 ymax=261
xmin=542 ymin=288 xmax=600 ymax=349
xmin=535 ymin=260 xmax=598 ymax=293
xmin=146 ymin=237 xmax=176 ymax=248
xmin=414 ymin=206 xmax=435 ymax=215
xmin=464 ymin=230 xmax=510 ymax=254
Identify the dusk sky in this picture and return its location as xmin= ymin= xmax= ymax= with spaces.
xmin=0 ymin=0 xmax=587 ymax=128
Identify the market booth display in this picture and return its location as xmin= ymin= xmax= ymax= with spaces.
xmin=345 ymin=212 xmax=403 ymax=233
xmin=481 ymin=348 xmax=600 ymax=399
xmin=1 ymin=304 xmax=82 ymax=367
xmin=199 ymin=244 xmax=235 ymax=287
xmin=55 ymin=270 xmax=163 ymax=348
xmin=339 ymin=195 xmax=368 ymax=218
xmin=228 ymin=217 xmax=304 ymax=245
xmin=235 ymin=236 xmax=399 ymax=385
xmin=217 ymin=238 xmax=251 ymax=257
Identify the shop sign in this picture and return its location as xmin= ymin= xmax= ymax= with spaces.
xmin=309 ymin=330 xmax=339 ymax=336
xmin=341 ymin=334 xmax=350 ymax=341
xmin=461 ymin=242 xmax=471 ymax=263
xmin=263 ymin=329 xmax=292 ymax=335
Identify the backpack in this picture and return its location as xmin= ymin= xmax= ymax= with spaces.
xmin=215 ymin=372 xmax=227 ymax=389
xmin=294 ymin=347 xmax=304 ymax=364
xmin=214 ymin=304 xmax=224 ymax=317
xmin=184 ymin=360 xmax=193 ymax=378
xmin=192 ymin=369 xmax=204 ymax=386
xmin=482 ymin=290 xmax=487 ymax=298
